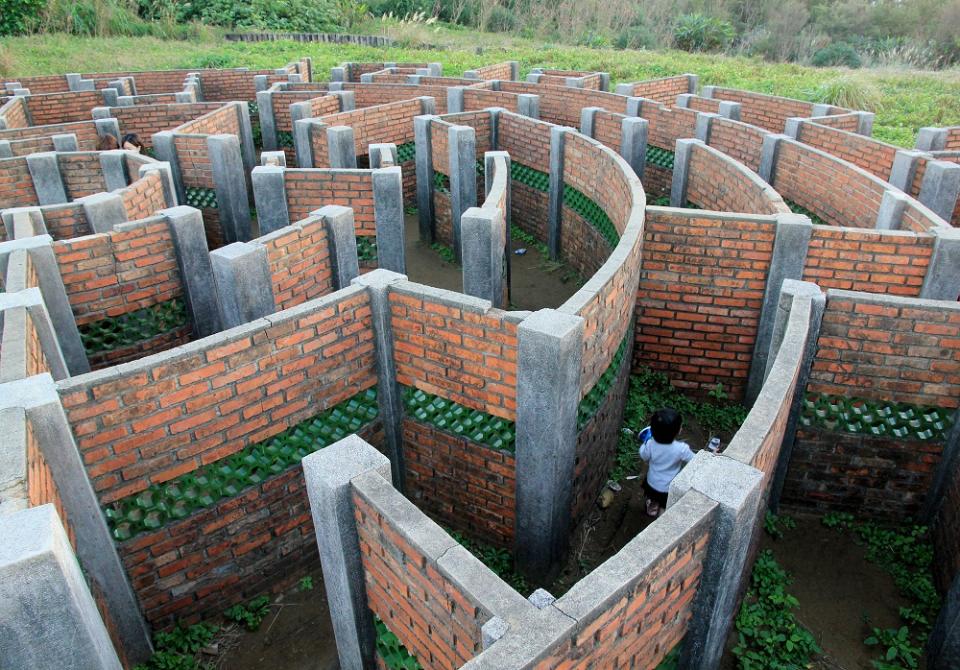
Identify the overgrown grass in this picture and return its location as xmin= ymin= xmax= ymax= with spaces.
xmin=3 ymin=28 xmax=959 ymax=147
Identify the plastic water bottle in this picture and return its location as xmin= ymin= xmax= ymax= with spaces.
xmin=708 ymin=437 xmax=721 ymax=453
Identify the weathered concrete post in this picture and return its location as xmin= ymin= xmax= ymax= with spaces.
xmin=161 ymin=206 xmax=222 ymax=337
xmin=875 ymin=189 xmax=909 ymax=230
xmin=373 ymin=166 xmax=405 ymax=273
xmin=461 ymin=206 xmax=507 ymax=308
xmin=251 ymin=165 xmax=291 ymax=235
xmin=759 ymin=133 xmax=789 ymax=184
xmin=670 ymin=138 xmax=697 ymax=207
xmin=98 ymin=150 xmax=128 ymax=192
xmin=209 ymin=242 xmax=275 ymax=328
xmin=79 ymin=192 xmax=128 ymax=234
xmin=315 ymin=205 xmax=360 ymax=289
xmin=26 ymin=153 xmax=68 ymax=205
xmin=302 ymin=436 xmax=392 ymax=670
xmin=547 ymin=126 xmax=569 ymax=260
xmin=918 ymin=160 xmax=960 ymax=223
xmin=256 ymin=89 xmax=278 ymax=151
xmin=921 ymin=227 xmax=960 ymax=301
xmin=448 ymin=124 xmax=478 ymax=262
xmin=414 ymin=114 xmax=438 ymax=242
xmin=208 ymin=134 xmax=252 ymax=243
xmin=326 ymin=125 xmax=357 ymax=169
xmin=151 ymin=130 xmax=186 ymax=204
xmin=51 ymin=133 xmax=78 ymax=152
xmin=889 ymin=150 xmax=924 ymax=192
xmin=620 ymin=117 xmax=648 ymax=180
xmin=928 ymin=573 xmax=960 ymax=670
xmin=515 ymin=309 xmax=584 ymax=578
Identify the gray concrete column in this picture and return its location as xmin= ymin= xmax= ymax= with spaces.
xmin=418 ymin=96 xmax=436 ymax=116
xmin=66 ymin=73 xmax=84 ymax=91
xmin=260 ymin=151 xmax=286 ymax=167
xmin=448 ymin=124 xmax=477 ymax=262
xmin=462 ymin=70 xmax=480 ymax=80
xmin=94 ymin=118 xmax=120 ymax=144
xmin=51 ymin=134 xmax=78 ymax=152
xmin=515 ymin=309 xmax=584 ymax=578
xmin=138 ymin=162 xmax=178 ymax=208
xmin=564 ymin=77 xmax=583 ymax=89
xmin=350 ymin=269 xmax=408 ymax=489
xmin=485 ymin=150 xmax=512 ymax=299
xmin=0 ymin=140 xmax=11 ymax=159
xmin=759 ymin=133 xmax=789 ymax=183
xmin=857 ymin=111 xmax=875 ymax=136
xmin=359 ymin=73 xmax=374 ymax=84
xmin=369 ymin=143 xmax=398 ymax=168
xmin=461 ymin=206 xmax=507 ymax=308
xmin=921 ymin=227 xmax=960 ymax=301
xmin=208 ymin=134 xmax=252 ymax=243
xmin=428 ymin=62 xmax=442 ymax=76
xmin=875 ymin=189 xmax=909 ymax=230
xmin=527 ymin=73 xmax=543 ymax=84
xmin=928 ymin=572 xmax=960 ymax=670
xmin=254 ymin=75 xmax=269 ymax=92
xmin=174 ymin=91 xmax=193 ymax=103
xmin=579 ymin=107 xmax=601 ymax=138
xmin=745 ymin=213 xmax=813 ymax=406
xmin=256 ymin=90 xmax=278 ymax=151
xmin=625 ymin=96 xmax=645 ymax=118
xmin=210 ymin=242 xmax=275 ymax=328
xmin=161 ymin=206 xmax=222 ymax=338
xmin=0 ymin=505 xmax=123 ymax=669
xmin=889 ymin=150 xmax=924 ymax=191
xmin=918 ymin=160 xmax=960 ymax=223
xmin=117 ymin=95 xmax=134 ymax=107
xmin=718 ymin=101 xmax=741 ymax=121
xmin=767 ymin=280 xmax=825 ymax=511
xmin=332 ymin=90 xmax=356 ymax=111
xmin=447 ymin=86 xmax=465 ymax=114
xmin=695 ymin=112 xmax=719 ymax=143
xmin=670 ymin=138 xmax=698 ymax=207
xmin=547 ymin=126 xmax=569 ymax=261
xmin=0 ymin=288 xmax=69 ymax=382
xmin=517 ymin=94 xmax=539 ymax=119
xmin=326 ymin=125 xmax=357 ymax=169
xmin=686 ymin=73 xmax=699 ymax=93
xmin=26 ymin=153 xmax=68 ymax=205
xmin=671 ymin=453 xmax=764 ymax=670
xmin=916 ymin=127 xmax=948 ymax=151
xmin=150 ymin=131 xmax=186 ymax=204
xmin=621 ymin=117 xmax=649 ymax=180
xmin=293 ymin=118 xmax=322 ymax=168
xmin=315 ymin=205 xmax=360 ymax=289
xmin=598 ymin=72 xmax=611 ymax=91
xmin=615 ymin=83 xmax=634 ymax=96
xmin=302 ymin=435 xmax=392 ymax=670
xmin=373 ymin=166 xmax=405 ymax=273
xmin=0 ymin=375 xmax=152 ymax=663
xmin=79 ymin=192 xmax=128 ymax=233
xmin=101 ymin=88 xmax=119 ymax=108
xmin=675 ymin=93 xmax=694 ymax=108
xmin=231 ymin=101 xmax=257 ymax=172
xmin=251 ymin=165 xmax=290 ymax=234
xmin=811 ymin=103 xmax=832 ymax=117
xmin=98 ymin=150 xmax=128 ymax=192
xmin=414 ymin=115 xmax=437 ymax=243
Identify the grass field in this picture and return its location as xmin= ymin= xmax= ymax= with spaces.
xmin=3 ymin=26 xmax=959 ymax=148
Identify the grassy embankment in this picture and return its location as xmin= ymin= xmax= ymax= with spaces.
xmin=2 ymin=25 xmax=959 ymax=147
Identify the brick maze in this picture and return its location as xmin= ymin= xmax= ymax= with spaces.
xmin=2 ymin=56 xmax=960 ymax=670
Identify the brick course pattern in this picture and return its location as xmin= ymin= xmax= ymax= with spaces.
xmin=621 ymin=75 xmax=693 ymax=104
xmin=0 ymin=119 xmax=101 ymax=151
xmin=310 ymin=98 xmax=424 ymax=167
xmin=706 ymin=87 xmax=847 ymax=133
xmin=283 ymin=169 xmax=376 ymax=234
xmin=256 ymin=215 xmax=335 ymax=310
xmin=685 ymin=142 xmax=787 ymax=215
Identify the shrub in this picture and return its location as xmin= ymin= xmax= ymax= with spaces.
xmin=484 ymin=5 xmax=517 ymax=33
xmin=809 ymin=75 xmax=882 ymax=111
xmin=673 ymin=13 xmax=735 ymax=52
xmin=196 ymin=0 xmax=339 ymax=30
xmin=0 ymin=0 xmax=45 ymax=35
xmin=614 ymin=23 xmax=657 ymax=50
xmin=811 ymin=42 xmax=862 ymax=68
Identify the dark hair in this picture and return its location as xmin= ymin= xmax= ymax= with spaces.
xmin=650 ymin=407 xmax=682 ymax=444
xmin=121 ymin=133 xmax=143 ymax=148
xmin=97 ymin=134 xmax=119 ymax=151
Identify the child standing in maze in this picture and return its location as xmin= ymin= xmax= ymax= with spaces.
xmin=638 ymin=407 xmax=695 ymax=518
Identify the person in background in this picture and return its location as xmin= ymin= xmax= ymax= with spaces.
xmin=121 ymin=133 xmax=143 ymax=153
xmin=638 ymin=407 xmax=695 ymax=518
xmin=96 ymin=134 xmax=119 ymax=151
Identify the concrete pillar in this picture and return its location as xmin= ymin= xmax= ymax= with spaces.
xmin=670 ymin=138 xmax=698 ymax=207
xmin=210 ymin=242 xmax=275 ymax=328
xmin=686 ymin=73 xmax=699 ymax=93
xmin=598 ymin=72 xmax=611 ymax=92
xmin=745 ymin=213 xmax=813 ymax=405
xmin=671 ymin=454 xmax=764 ymax=670
xmin=921 ymin=227 xmax=960 ymax=301
xmin=759 ymin=133 xmax=789 ymax=184
xmin=101 ymin=88 xmax=119 ymax=108
xmin=373 ymin=166 xmax=405 ymax=273
xmin=695 ymin=112 xmax=719 ymax=143
xmin=564 ymin=77 xmax=583 ymax=89
xmin=811 ymin=103 xmax=831 ymax=117
xmin=414 ymin=115 xmax=437 ymax=242
xmin=889 ymin=150 xmax=924 ymax=191
xmin=621 ymin=117 xmax=648 ymax=180
xmin=256 ymin=90 xmax=278 ymax=151
xmin=918 ymin=160 xmax=960 ymax=222
xmin=150 ymin=131 xmax=186 ymax=204
xmin=253 ymin=74 xmax=269 ymax=92
xmin=174 ymin=91 xmax=193 ymax=104
xmin=517 ymin=94 xmax=539 ymax=119
xmin=360 ymin=73 xmax=374 ymax=84
xmin=0 ymin=375 xmax=152 ymax=663
xmin=293 ymin=118 xmax=322 ymax=169
xmin=675 ymin=93 xmax=693 ymax=108
xmin=0 ymin=505 xmax=123 ymax=669
xmin=51 ymin=134 xmax=78 ymax=152
xmin=615 ymin=83 xmax=634 ymax=96
xmin=547 ymin=126 xmax=569 ymax=260
xmin=79 ymin=192 xmax=128 ymax=234
xmin=350 ymin=269 xmax=408 ymax=489
xmin=369 ymin=143 xmax=398 ymax=168
xmin=857 ymin=111 xmax=875 ymax=136
xmin=0 ymin=140 xmax=10 ymax=159
xmin=462 ymin=70 xmax=480 ymax=81
xmin=406 ymin=75 xmax=422 ymax=85
xmin=161 ymin=206 xmax=222 ymax=338
xmin=461 ymin=206 xmax=507 ymax=308
xmin=326 ymin=125 xmax=357 ymax=169
xmin=515 ymin=309 xmax=584 ymax=578
xmin=332 ymin=90 xmax=356 ymax=111
xmin=579 ymin=107 xmax=601 ymax=138
xmin=94 ymin=118 xmax=120 ymax=144
xmin=26 ymin=153 xmax=68 ymax=205
xmin=417 ymin=96 xmax=436 ymax=116
xmin=65 ymin=73 xmax=84 ymax=91
xmin=447 ymin=86 xmax=465 ymax=114
xmin=928 ymin=572 xmax=960 ymax=670
xmin=251 ymin=165 xmax=290 ymax=235
xmin=260 ymin=151 xmax=286 ymax=167
xmin=527 ymin=73 xmax=543 ymax=84
xmin=208 ymin=134 xmax=252 ymax=243
xmin=625 ymin=96 xmax=645 ymax=118
xmin=768 ymin=280 xmax=825 ymax=511
xmin=718 ymin=101 xmax=741 ymax=121
xmin=117 ymin=96 xmax=134 ymax=107
xmin=302 ymin=436 xmax=392 ymax=670
xmin=448 ymin=124 xmax=477 ymax=262
xmin=916 ymin=127 xmax=948 ymax=151
xmin=0 ymin=288 xmax=69 ymax=382
xmin=485 ymin=150 xmax=512 ymax=230
xmin=315 ymin=205 xmax=360 ymax=289
xmin=98 ymin=150 xmax=128 ymax=192
xmin=231 ymin=101 xmax=257 ymax=172
xmin=875 ymin=189 xmax=909 ymax=231
xmin=138 ymin=162 xmax=178 ymax=208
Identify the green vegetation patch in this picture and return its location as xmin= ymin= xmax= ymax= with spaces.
xmin=276 ymin=130 xmax=294 ymax=148
xmin=356 ymin=235 xmax=378 ymax=262
xmin=79 ymin=298 xmax=188 ymax=355
xmin=448 ymin=528 xmax=529 ymax=593
xmin=247 ymin=101 xmax=258 ymax=118
xmin=510 ymin=162 xmax=549 ymax=192
xmin=106 ymin=387 xmax=379 ymax=541
xmin=562 ymin=184 xmax=620 ymax=248
xmin=375 ymin=616 xmax=422 ymax=670
xmin=783 ymin=199 xmax=826 ymax=226
xmin=402 ymin=385 xmax=516 ymax=452
xmin=801 ymin=393 xmax=953 ymax=442
xmin=645 ymin=146 xmax=675 ymax=170
xmin=185 ymin=186 xmax=218 ymax=209
xmin=432 ymin=170 xmax=450 ymax=194
xmin=396 ymin=142 xmax=416 ymax=163
xmin=577 ymin=333 xmax=629 ymax=430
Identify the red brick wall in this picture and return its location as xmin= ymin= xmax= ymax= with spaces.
xmin=802 ymin=227 xmax=934 ymax=296
xmin=354 ymin=482 xmax=489 ymax=669
xmin=402 ymin=418 xmax=516 ymax=547
xmin=635 ymin=209 xmax=774 ymax=400
xmin=782 ymin=294 xmax=960 ymax=517
xmin=26 ymin=91 xmax=103 ymax=125
xmin=795 ymin=121 xmax=898 ymax=181
xmin=174 ymin=103 xmax=240 ymax=138
xmin=683 ymin=95 xmax=723 ymax=114
xmin=0 ymin=97 xmax=30 ymax=129
xmin=707 ymin=87 xmax=846 ymax=133
xmin=283 ymin=169 xmax=376 ymax=234
xmin=347 ymin=84 xmax=450 ymax=114
xmin=498 ymin=81 xmax=628 ymax=128
xmin=462 ymin=88 xmax=520 ymax=112
xmin=933 ymin=464 xmax=960 ymax=591
xmin=53 ymin=218 xmax=183 ymax=325
xmin=174 ymin=134 xmax=214 ymax=188
xmin=256 ymin=215 xmax=335 ymax=310
xmin=2 ymin=74 xmax=69 ymax=94
xmin=58 ymin=154 xmax=108 ymax=199
xmin=642 ymin=103 xmax=698 ymax=153
xmin=809 ymin=113 xmax=861 ymax=132
xmin=57 ymin=287 xmax=377 ymax=504
xmin=347 ymin=63 xmax=429 ymax=80
xmin=619 ymin=75 xmax=691 ymax=104
xmin=311 ymin=98 xmax=424 ymax=167
xmin=684 ymin=142 xmax=787 ymax=214
xmin=0 ymin=156 xmax=40 ymax=209
xmin=110 ymin=102 xmax=225 ymax=150
xmin=0 ymin=119 xmax=100 ymax=150
xmin=3 ymin=135 xmax=60 ymax=156
xmin=389 ymin=287 xmax=518 ymax=420
xmin=26 ymin=419 xmax=76 ymax=547
xmin=538 ymin=71 xmax=603 ymax=90
xmin=270 ymin=91 xmax=338 ymax=134
xmin=473 ymin=62 xmax=514 ymax=80
xmin=120 ymin=170 xmax=168 ymax=221
xmin=41 ymin=203 xmax=92 ymax=240
xmin=707 ymin=117 xmax=766 ymax=173
xmin=591 ymin=110 xmax=625 ymax=154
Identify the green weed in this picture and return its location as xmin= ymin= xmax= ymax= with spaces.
xmin=223 ymin=595 xmax=272 ymax=631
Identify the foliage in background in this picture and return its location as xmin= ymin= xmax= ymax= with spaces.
xmin=0 ymin=0 xmax=46 ymax=35
xmin=133 ymin=622 xmax=217 ymax=670
xmin=673 ymin=13 xmax=735 ymax=52
xmin=763 ymin=512 xmax=796 ymax=540
xmin=808 ymin=74 xmax=883 ymax=111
